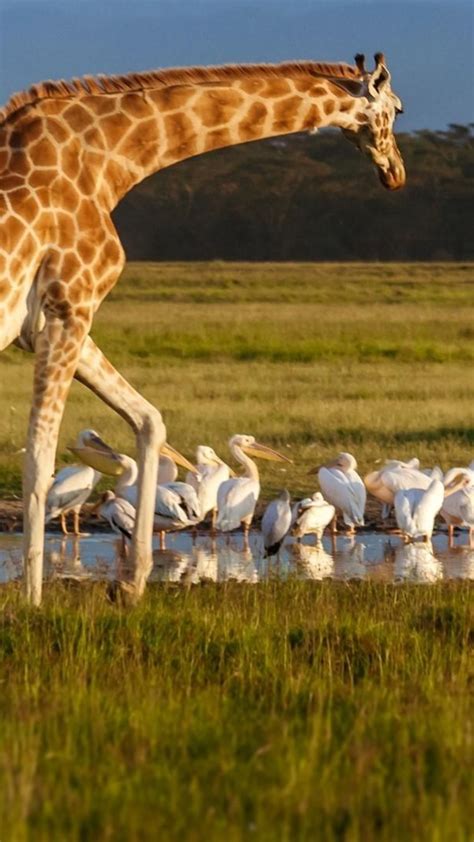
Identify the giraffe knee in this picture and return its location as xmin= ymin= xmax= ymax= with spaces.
xmin=139 ymin=406 xmax=166 ymax=449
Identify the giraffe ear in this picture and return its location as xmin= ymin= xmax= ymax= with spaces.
xmin=368 ymin=53 xmax=391 ymax=97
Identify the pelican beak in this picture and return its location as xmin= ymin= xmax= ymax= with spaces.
xmin=444 ymin=472 xmax=469 ymax=493
xmin=68 ymin=433 xmax=124 ymax=477
xmin=242 ymin=441 xmax=292 ymax=464
xmin=161 ymin=442 xmax=198 ymax=474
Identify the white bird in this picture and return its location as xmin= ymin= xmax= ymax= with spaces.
xmin=394 ymin=478 xmax=445 ymax=541
xmin=46 ymin=429 xmax=120 ymax=535
xmin=186 ymin=445 xmax=233 ymax=530
xmin=291 ymin=492 xmax=336 ymax=543
xmin=216 ymin=434 xmax=292 ymax=538
xmin=46 ymin=464 xmax=101 ymax=535
xmin=93 ymin=490 xmax=136 ymax=550
xmin=261 ymin=489 xmax=292 ymax=557
xmin=73 ymin=436 xmax=199 ymax=547
xmin=440 ymin=473 xmax=474 ymax=543
xmin=364 ymin=458 xmax=433 ymax=518
xmin=394 ymin=542 xmax=443 ymax=583
xmin=316 ymin=452 xmax=366 ymax=533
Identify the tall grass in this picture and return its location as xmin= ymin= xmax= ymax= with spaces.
xmin=0 ymin=580 xmax=472 ymax=841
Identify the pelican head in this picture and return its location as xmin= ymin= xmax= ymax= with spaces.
xmin=68 ymin=429 xmax=124 ymax=476
xmin=309 ymin=452 xmax=358 ymax=474
xmin=196 ymin=445 xmax=226 ymax=467
xmin=230 ymin=434 xmax=292 ymax=463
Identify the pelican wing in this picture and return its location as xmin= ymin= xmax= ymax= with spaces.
xmin=319 ymin=467 xmax=365 ymax=527
xmin=394 ymin=489 xmax=419 ymax=536
xmin=46 ymin=465 xmax=99 ymax=520
xmin=163 ymin=482 xmax=201 ymax=521
xmin=261 ymin=498 xmax=292 ymax=552
xmin=414 ymin=480 xmax=444 ymax=537
xmin=216 ymin=477 xmax=259 ymax=532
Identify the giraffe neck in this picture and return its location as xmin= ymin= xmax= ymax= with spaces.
xmin=16 ymin=74 xmax=361 ymax=211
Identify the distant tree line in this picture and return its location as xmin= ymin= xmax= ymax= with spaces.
xmin=113 ymin=124 xmax=473 ymax=261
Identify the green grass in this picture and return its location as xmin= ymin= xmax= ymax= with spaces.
xmin=0 ymin=262 xmax=473 ymax=499
xmin=0 ymin=580 xmax=472 ymax=841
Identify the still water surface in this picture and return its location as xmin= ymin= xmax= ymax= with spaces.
xmin=1 ymin=530 xmax=473 ymax=585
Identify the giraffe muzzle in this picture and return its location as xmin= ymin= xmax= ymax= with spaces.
xmin=378 ymin=165 xmax=406 ymax=191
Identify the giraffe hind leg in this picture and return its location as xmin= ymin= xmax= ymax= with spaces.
xmin=75 ymin=335 xmax=166 ymax=601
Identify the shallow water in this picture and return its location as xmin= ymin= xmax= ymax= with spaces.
xmin=0 ymin=529 xmax=473 ymax=585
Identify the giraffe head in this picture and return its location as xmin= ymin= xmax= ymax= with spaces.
xmin=341 ymin=53 xmax=405 ymax=190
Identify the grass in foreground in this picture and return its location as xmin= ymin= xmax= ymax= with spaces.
xmin=0 ymin=580 xmax=472 ymax=841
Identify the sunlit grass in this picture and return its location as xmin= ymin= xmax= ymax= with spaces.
xmin=0 ymin=262 xmax=473 ymax=498
xmin=0 ymin=580 xmax=472 ymax=841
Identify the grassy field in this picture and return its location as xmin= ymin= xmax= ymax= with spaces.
xmin=0 ymin=262 xmax=473 ymax=501
xmin=0 ymin=580 xmax=472 ymax=841
xmin=0 ymin=263 xmax=473 ymax=839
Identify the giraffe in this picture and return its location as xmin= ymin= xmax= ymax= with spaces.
xmin=0 ymin=52 xmax=405 ymax=604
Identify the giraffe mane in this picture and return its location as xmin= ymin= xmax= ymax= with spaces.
xmin=0 ymin=60 xmax=361 ymax=127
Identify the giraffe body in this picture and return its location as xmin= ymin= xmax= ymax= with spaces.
xmin=0 ymin=55 xmax=405 ymax=603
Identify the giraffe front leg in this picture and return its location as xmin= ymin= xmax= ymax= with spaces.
xmin=75 ymin=336 xmax=166 ymax=601
xmin=24 ymin=313 xmax=91 ymax=605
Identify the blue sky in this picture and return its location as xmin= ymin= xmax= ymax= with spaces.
xmin=0 ymin=0 xmax=472 ymax=131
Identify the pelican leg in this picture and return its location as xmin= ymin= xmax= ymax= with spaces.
xmin=448 ymin=524 xmax=454 ymax=547
xmin=72 ymin=508 xmax=90 ymax=537
xmin=60 ymin=512 xmax=70 ymax=536
xmin=160 ymin=531 xmax=166 ymax=550
xmin=211 ymin=508 xmax=217 ymax=537
xmin=330 ymin=514 xmax=338 ymax=534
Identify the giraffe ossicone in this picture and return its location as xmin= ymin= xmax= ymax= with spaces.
xmin=0 ymin=53 xmax=405 ymax=604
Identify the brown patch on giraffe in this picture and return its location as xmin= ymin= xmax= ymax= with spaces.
xmin=150 ymin=85 xmax=194 ymax=112
xmin=77 ymin=200 xmax=102 ymax=233
xmin=164 ymin=112 xmax=195 ymax=147
xmin=375 ymin=114 xmax=382 ymax=128
xmin=30 ymin=136 xmax=58 ymax=168
xmin=238 ymin=78 xmax=264 ymax=94
xmin=0 ymin=174 xmax=26 ymax=191
xmin=60 ymin=142 xmax=82 ymax=180
xmin=204 ymin=128 xmax=232 ymax=152
xmin=117 ymin=119 xmax=160 ymax=164
xmin=51 ymin=176 xmax=81 ymax=212
xmin=10 ymin=118 xmax=43 ymax=148
xmin=195 ymin=90 xmax=243 ymax=128
xmin=272 ymin=95 xmax=302 ymax=128
xmin=83 ymin=125 xmax=107 ymax=150
xmin=46 ymin=118 xmax=70 ymax=144
xmin=9 ymin=188 xmax=40 ymax=224
xmin=302 ymin=104 xmax=322 ymax=130
xmin=262 ymin=79 xmax=292 ymax=97
xmin=3 ymin=216 xmax=26 ymax=251
xmin=0 ymin=280 xmax=10 ymax=300
xmin=9 ymin=151 xmax=30 ymax=176
xmin=339 ymin=99 xmax=354 ymax=113
xmin=63 ymin=103 xmax=92 ymax=133
xmin=28 ymin=168 xmax=54 ymax=189
xmin=356 ymin=112 xmax=369 ymax=123
xmin=99 ymin=112 xmax=133 ymax=148
xmin=77 ymin=237 xmax=96 ymax=264
xmin=308 ymin=85 xmax=328 ymax=97
xmin=323 ymin=99 xmax=336 ymax=116
xmin=120 ymin=93 xmax=154 ymax=120
xmin=238 ymin=101 xmax=268 ymax=140
xmin=0 ymin=146 xmax=10 ymax=171
xmin=35 ymin=210 xmax=56 ymax=240
xmin=82 ymin=96 xmax=117 ymax=117
xmin=54 ymin=211 xmax=77 ymax=245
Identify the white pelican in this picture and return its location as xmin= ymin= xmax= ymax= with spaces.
xmin=440 ymin=474 xmax=474 ymax=543
xmin=216 ymin=434 xmax=292 ymax=538
xmin=364 ymin=458 xmax=434 ymax=518
xmin=261 ymin=489 xmax=292 ymax=557
xmin=394 ymin=478 xmax=445 ymax=541
xmin=73 ymin=437 xmax=199 ymax=547
xmin=316 ymin=452 xmax=366 ymax=533
xmin=93 ymin=490 xmax=136 ymax=551
xmin=46 ymin=429 xmax=122 ymax=535
xmin=186 ymin=445 xmax=233 ymax=530
xmin=112 ymin=453 xmax=200 ymax=547
xmin=291 ymin=492 xmax=336 ymax=543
